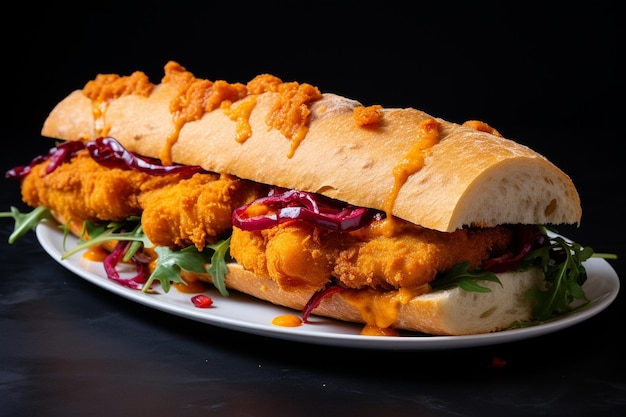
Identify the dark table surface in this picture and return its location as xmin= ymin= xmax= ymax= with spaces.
xmin=2 ymin=3 xmax=624 ymax=416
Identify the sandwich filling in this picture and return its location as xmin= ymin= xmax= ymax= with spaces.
xmin=16 ymin=139 xmax=520 ymax=296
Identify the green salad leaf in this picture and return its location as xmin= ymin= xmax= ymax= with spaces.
xmin=431 ymin=227 xmax=618 ymax=324
xmin=141 ymin=237 xmax=232 ymax=296
xmin=78 ymin=219 xmax=232 ymax=297
xmin=61 ymin=217 xmax=152 ymax=259
xmin=522 ymin=232 xmax=595 ymax=321
xmin=73 ymin=221 xmax=232 ymax=297
xmin=0 ymin=206 xmax=53 ymax=243
xmin=205 ymin=236 xmax=232 ymax=297
xmin=431 ymin=261 xmax=501 ymax=293
xmin=144 ymin=245 xmax=211 ymax=293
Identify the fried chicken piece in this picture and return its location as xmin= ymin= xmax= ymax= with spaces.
xmin=140 ymin=174 xmax=266 ymax=250
xmin=230 ymin=218 xmax=515 ymax=292
xmin=230 ymin=222 xmax=358 ymax=293
xmin=20 ymin=151 xmax=181 ymax=222
xmin=334 ymin=219 xmax=514 ymax=290
xmin=21 ymin=151 xmax=267 ymax=250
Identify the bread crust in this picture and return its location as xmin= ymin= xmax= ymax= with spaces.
xmin=41 ymin=79 xmax=581 ymax=232
xmin=215 ymin=264 xmax=544 ymax=335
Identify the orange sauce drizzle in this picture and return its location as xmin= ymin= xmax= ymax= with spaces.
xmin=341 ymin=286 xmax=430 ymax=336
xmin=382 ymin=117 xmax=441 ymax=236
xmin=173 ymin=279 xmax=207 ymax=294
xmin=176 ymin=270 xmax=213 ymax=293
xmin=83 ymin=71 xmax=154 ymax=137
xmin=221 ymin=95 xmax=258 ymax=143
xmin=82 ymin=62 xmax=325 ymax=165
xmin=82 ymin=245 xmax=109 ymax=262
xmin=272 ymin=314 xmax=303 ymax=327
xmin=462 ymin=119 xmax=502 ymax=137
xmin=353 ymin=104 xmax=384 ymax=126
xmin=159 ymin=62 xmax=248 ymax=165
xmin=265 ymin=81 xmax=323 ymax=158
xmin=361 ymin=325 xmax=400 ymax=337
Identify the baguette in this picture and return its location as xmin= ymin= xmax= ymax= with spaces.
xmin=20 ymin=61 xmax=584 ymax=336
xmin=41 ymin=63 xmax=581 ymax=232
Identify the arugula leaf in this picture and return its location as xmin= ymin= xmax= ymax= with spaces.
xmin=61 ymin=219 xmax=151 ymax=259
xmin=142 ymin=237 xmax=232 ymax=297
xmin=0 ymin=206 xmax=53 ymax=243
xmin=430 ymin=227 xmax=618 ymax=324
xmin=522 ymin=234 xmax=595 ymax=321
xmin=431 ymin=261 xmax=502 ymax=293
xmin=143 ymin=245 xmax=211 ymax=293
xmin=206 ymin=236 xmax=232 ymax=297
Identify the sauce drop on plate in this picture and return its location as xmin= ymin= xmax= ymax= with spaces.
xmin=272 ymin=314 xmax=303 ymax=327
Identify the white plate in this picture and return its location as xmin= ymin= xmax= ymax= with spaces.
xmin=36 ymin=221 xmax=620 ymax=350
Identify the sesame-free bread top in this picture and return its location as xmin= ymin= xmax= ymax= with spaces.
xmin=41 ymin=63 xmax=581 ymax=232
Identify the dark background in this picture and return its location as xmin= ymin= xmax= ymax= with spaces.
xmin=6 ymin=2 xmax=622 ymax=137
xmin=2 ymin=2 xmax=624 ymax=416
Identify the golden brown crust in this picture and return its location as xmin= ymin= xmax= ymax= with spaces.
xmin=41 ymin=64 xmax=581 ymax=232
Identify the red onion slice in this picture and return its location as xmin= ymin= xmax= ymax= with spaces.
xmin=302 ymin=285 xmax=344 ymax=322
xmin=6 ymin=137 xmax=204 ymax=180
xmin=86 ymin=137 xmax=203 ymax=177
xmin=232 ymin=188 xmax=383 ymax=232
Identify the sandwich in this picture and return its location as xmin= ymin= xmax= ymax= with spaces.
xmin=3 ymin=61 xmax=594 ymax=336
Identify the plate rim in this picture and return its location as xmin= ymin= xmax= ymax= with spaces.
xmin=35 ymin=221 xmax=620 ymax=350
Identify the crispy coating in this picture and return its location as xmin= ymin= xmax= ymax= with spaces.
xmin=21 ymin=151 xmax=267 ymax=249
xmin=140 ymin=173 xmax=266 ymax=249
xmin=231 ymin=222 xmax=357 ymax=293
xmin=335 ymin=219 xmax=513 ymax=290
xmin=230 ymin=218 xmax=514 ymax=292
xmin=21 ymin=152 xmax=172 ymax=222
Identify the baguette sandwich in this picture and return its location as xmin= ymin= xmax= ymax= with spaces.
xmin=4 ymin=61 xmax=592 ymax=336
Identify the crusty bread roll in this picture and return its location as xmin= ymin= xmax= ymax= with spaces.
xmin=41 ymin=77 xmax=581 ymax=232
xmin=36 ymin=62 xmax=582 ymax=335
